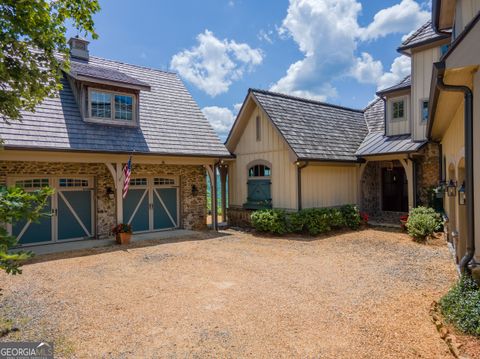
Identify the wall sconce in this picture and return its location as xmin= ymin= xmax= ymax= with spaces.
xmin=191 ymin=184 xmax=199 ymax=197
xmin=458 ymin=181 xmax=466 ymax=206
xmin=106 ymin=187 xmax=115 ymax=200
xmin=447 ymin=179 xmax=457 ymax=197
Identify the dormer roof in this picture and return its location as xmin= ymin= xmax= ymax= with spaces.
xmin=398 ymin=21 xmax=450 ymax=54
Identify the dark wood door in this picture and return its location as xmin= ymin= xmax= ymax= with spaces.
xmin=382 ymin=168 xmax=408 ymax=212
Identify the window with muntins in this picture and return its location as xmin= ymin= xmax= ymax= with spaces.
xmin=89 ymin=89 xmax=134 ymax=122
xmin=248 ymin=164 xmax=271 ymax=177
xmin=421 ymin=100 xmax=429 ymax=122
xmin=392 ymin=100 xmax=405 ymax=120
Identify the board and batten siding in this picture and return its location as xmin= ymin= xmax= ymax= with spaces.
xmin=412 ymin=46 xmax=441 ymax=141
xmin=454 ymin=0 xmax=480 ymax=40
xmin=301 ymin=165 xmax=359 ymax=208
xmin=229 ymin=106 xmax=298 ymax=210
xmin=386 ymin=95 xmax=410 ymax=136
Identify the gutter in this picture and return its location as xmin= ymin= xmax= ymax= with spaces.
xmin=432 ymin=0 xmax=453 ymax=35
xmin=296 ymin=161 xmax=309 ymax=210
xmin=435 ymin=72 xmax=475 ymax=274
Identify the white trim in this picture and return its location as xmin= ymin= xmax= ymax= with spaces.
xmin=58 ymin=191 xmax=91 ymax=237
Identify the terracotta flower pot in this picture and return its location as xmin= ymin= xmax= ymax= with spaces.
xmin=116 ymin=232 xmax=132 ymax=245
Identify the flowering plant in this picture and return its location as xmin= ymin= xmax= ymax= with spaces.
xmin=112 ymin=223 xmax=132 ymax=235
xmin=359 ymin=211 xmax=369 ymax=224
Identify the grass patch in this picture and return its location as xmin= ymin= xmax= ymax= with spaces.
xmin=440 ymin=276 xmax=480 ymax=336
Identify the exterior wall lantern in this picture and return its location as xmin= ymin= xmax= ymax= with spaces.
xmin=191 ymin=184 xmax=199 ymax=197
xmin=106 ymin=187 xmax=115 ymax=200
xmin=447 ymin=180 xmax=457 ymax=197
xmin=458 ymin=181 xmax=466 ymax=206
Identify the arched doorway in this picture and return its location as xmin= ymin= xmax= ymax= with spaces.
xmin=244 ymin=160 xmax=272 ymax=209
xmin=447 ymin=163 xmax=457 ymax=244
xmin=457 ymin=158 xmax=467 ymax=263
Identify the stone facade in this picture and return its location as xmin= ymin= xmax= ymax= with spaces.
xmin=0 ymin=161 xmax=207 ymax=238
xmin=227 ymin=206 xmax=254 ymax=227
xmin=415 ymin=142 xmax=441 ymax=206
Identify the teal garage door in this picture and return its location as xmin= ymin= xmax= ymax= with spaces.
xmin=10 ymin=176 xmax=94 ymax=245
xmin=123 ymin=177 xmax=179 ymax=233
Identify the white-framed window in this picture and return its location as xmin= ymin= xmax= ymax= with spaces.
xmin=130 ymin=178 xmax=148 ymax=186
xmin=15 ymin=178 xmax=49 ymax=189
xmin=88 ymin=88 xmax=136 ymax=124
xmin=59 ymin=178 xmax=89 ymax=188
xmin=421 ymin=100 xmax=429 ymax=122
xmin=154 ymin=177 xmax=176 ymax=186
xmin=392 ymin=100 xmax=405 ymax=120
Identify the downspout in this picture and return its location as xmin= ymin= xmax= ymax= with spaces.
xmin=437 ymin=77 xmax=475 ymax=274
xmin=297 ymin=161 xmax=309 ymax=211
xmin=409 ymin=155 xmax=418 ymax=208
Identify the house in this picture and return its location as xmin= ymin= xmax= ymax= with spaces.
xmin=428 ymin=0 xmax=480 ymax=274
xmin=0 ymin=37 xmax=230 ymax=246
xmin=225 ymin=20 xmax=450 ymax=227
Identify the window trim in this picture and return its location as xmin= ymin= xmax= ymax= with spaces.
xmin=247 ymin=160 xmax=272 ymax=179
xmin=391 ymin=99 xmax=406 ymax=121
xmin=420 ymin=98 xmax=429 ymax=123
xmin=86 ymin=87 xmax=137 ymax=127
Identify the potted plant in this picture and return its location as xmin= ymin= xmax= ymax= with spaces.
xmin=400 ymin=215 xmax=409 ymax=230
xmin=112 ymin=223 xmax=132 ymax=245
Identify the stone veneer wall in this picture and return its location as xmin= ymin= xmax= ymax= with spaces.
xmin=415 ymin=142 xmax=440 ymax=206
xmin=0 ymin=161 xmax=207 ymax=237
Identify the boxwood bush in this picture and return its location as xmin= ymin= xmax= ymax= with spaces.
xmin=406 ymin=206 xmax=442 ymax=242
xmin=440 ymin=276 xmax=480 ymax=336
xmin=251 ymin=205 xmax=361 ymax=236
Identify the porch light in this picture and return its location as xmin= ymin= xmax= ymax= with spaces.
xmin=458 ymin=182 xmax=466 ymax=206
xmin=106 ymin=187 xmax=115 ymax=200
xmin=447 ymin=180 xmax=457 ymax=197
xmin=191 ymin=184 xmax=199 ymax=197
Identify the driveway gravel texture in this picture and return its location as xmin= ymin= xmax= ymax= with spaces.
xmin=0 ymin=228 xmax=466 ymax=358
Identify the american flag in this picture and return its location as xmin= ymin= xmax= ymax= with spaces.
xmin=122 ymin=157 xmax=132 ymax=199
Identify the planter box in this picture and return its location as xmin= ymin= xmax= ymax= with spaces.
xmin=116 ymin=232 xmax=132 ymax=245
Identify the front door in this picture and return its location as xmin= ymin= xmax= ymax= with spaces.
xmin=382 ymin=168 xmax=408 ymax=212
xmin=123 ymin=176 xmax=179 ymax=233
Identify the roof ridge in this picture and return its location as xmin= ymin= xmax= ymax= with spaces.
xmin=249 ymin=88 xmax=364 ymax=113
xmin=402 ymin=20 xmax=432 ymax=45
xmin=87 ymin=55 xmax=177 ymax=76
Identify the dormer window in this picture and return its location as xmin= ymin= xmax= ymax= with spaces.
xmin=392 ymin=100 xmax=405 ymax=120
xmin=87 ymin=88 xmax=136 ymax=125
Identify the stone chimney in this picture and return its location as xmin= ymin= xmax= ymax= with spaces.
xmin=68 ymin=36 xmax=89 ymax=61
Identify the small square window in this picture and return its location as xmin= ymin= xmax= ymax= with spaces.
xmin=392 ymin=100 xmax=405 ymax=119
xmin=421 ymin=100 xmax=429 ymax=122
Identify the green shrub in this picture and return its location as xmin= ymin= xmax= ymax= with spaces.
xmin=440 ymin=276 xmax=480 ymax=336
xmin=340 ymin=204 xmax=361 ymax=229
xmin=251 ymin=209 xmax=288 ymax=235
xmin=287 ymin=211 xmax=306 ymax=233
xmin=302 ymin=208 xmax=332 ymax=236
xmin=406 ymin=206 xmax=442 ymax=242
xmin=329 ymin=208 xmax=345 ymax=228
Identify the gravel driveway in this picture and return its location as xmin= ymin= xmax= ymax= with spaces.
xmin=0 ymin=229 xmax=458 ymax=358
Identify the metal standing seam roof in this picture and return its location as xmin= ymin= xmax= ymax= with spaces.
xmin=376 ymin=75 xmax=411 ymax=96
xmin=0 ymin=56 xmax=230 ymax=157
xmin=355 ymin=132 xmax=426 ymax=156
xmin=398 ymin=21 xmax=449 ymax=51
xmin=250 ymin=89 xmax=368 ymax=162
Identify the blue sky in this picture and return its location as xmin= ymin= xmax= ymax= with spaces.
xmin=69 ymin=0 xmax=432 ymax=140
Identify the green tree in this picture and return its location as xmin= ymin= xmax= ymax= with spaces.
xmin=0 ymin=0 xmax=100 ymax=121
xmin=0 ymin=186 xmax=53 ymax=274
xmin=0 ymin=0 xmax=99 ymax=273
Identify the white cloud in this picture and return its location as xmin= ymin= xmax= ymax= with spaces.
xmin=202 ymin=106 xmax=236 ymax=140
xmin=233 ymin=102 xmax=243 ymax=113
xmin=360 ymin=0 xmax=430 ymax=41
xmin=171 ymin=30 xmax=263 ymax=97
xmin=258 ymin=29 xmax=274 ymax=44
xmin=376 ymin=55 xmax=411 ymax=90
xmin=272 ymin=0 xmax=428 ymax=101
xmin=350 ymin=52 xmax=383 ymax=84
